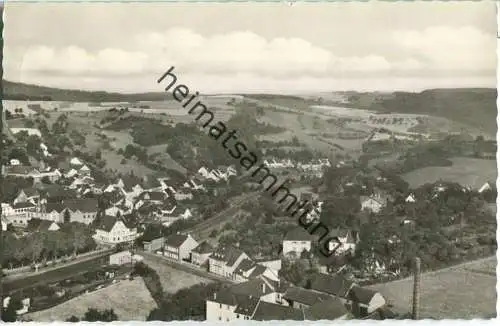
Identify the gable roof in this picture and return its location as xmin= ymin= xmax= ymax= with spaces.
xmin=235 ymin=258 xmax=256 ymax=275
xmin=63 ymin=198 xmax=98 ymax=213
xmin=347 ymin=286 xmax=380 ymax=305
xmin=230 ymin=277 xmax=276 ymax=298
xmin=252 ymin=301 xmax=304 ymax=321
xmin=191 ymin=241 xmax=214 ymax=254
xmin=248 ymin=264 xmax=269 ymax=279
xmin=310 ymin=274 xmax=355 ymax=298
xmin=284 ymin=227 xmax=314 ymax=241
xmin=233 ymin=296 xmax=260 ymax=316
xmin=164 ymin=233 xmax=191 ymax=248
xmin=138 ymin=191 xmax=167 ymax=202
xmin=13 ymin=202 xmax=36 ymax=209
xmin=209 ymin=246 xmax=246 ymax=267
xmin=46 ymin=202 xmax=65 ymax=213
xmin=119 ymin=175 xmax=144 ymax=191
xmin=96 ymin=215 xmax=120 ymax=232
xmin=304 ymin=297 xmax=349 ymax=320
xmin=283 ymin=286 xmax=333 ymax=307
xmin=19 ymin=187 xmax=39 ymax=198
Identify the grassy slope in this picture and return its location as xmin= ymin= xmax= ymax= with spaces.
xmin=345 ymin=88 xmax=497 ymax=135
xmin=3 ymin=80 xmax=173 ymax=102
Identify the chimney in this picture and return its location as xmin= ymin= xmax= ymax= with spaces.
xmin=412 ymin=257 xmax=421 ymax=320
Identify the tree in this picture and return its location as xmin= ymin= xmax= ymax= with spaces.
xmin=1 ymin=297 xmax=21 ymax=322
xmin=63 ymin=209 xmax=71 ymax=223
xmin=82 ymin=308 xmax=118 ymax=322
xmin=65 ymin=316 xmax=79 ymax=322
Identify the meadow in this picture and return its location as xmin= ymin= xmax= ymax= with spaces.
xmin=24 ymin=278 xmax=157 ymax=321
xmin=402 ymin=157 xmax=497 ymax=189
xmin=368 ymin=256 xmax=497 ymax=319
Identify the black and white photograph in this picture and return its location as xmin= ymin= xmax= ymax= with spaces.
xmin=0 ymin=1 xmax=497 ymax=322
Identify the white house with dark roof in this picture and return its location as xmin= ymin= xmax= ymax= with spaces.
xmin=282 ymin=227 xmax=314 ymax=257
xmin=205 ymin=275 xmax=351 ymax=322
xmin=93 ymin=215 xmax=139 ymax=245
xmin=13 ymin=188 xmax=40 ymax=205
xmin=191 ymin=241 xmax=214 ymax=266
xmin=163 ymin=233 xmax=199 ymax=261
xmin=62 ymin=198 xmax=98 ymax=224
xmin=209 ymin=246 xmax=250 ymax=279
xmin=234 ymin=259 xmax=280 ymax=284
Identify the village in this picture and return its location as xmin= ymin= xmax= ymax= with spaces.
xmin=1 ymin=110 xmax=497 ymax=321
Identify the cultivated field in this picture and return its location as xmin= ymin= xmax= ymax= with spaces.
xmin=368 ymin=256 xmax=497 ymax=319
xmin=24 ymin=278 xmax=157 ymax=321
xmin=141 ymin=257 xmax=213 ymax=293
xmin=402 ymin=157 xmax=497 ymax=189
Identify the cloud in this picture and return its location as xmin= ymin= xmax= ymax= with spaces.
xmin=22 ymin=46 xmax=149 ymax=76
xmin=392 ymin=26 xmax=496 ymax=71
xmin=18 ymin=25 xmax=495 ymax=90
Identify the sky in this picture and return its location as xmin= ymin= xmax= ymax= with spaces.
xmin=3 ymin=2 xmax=497 ymax=94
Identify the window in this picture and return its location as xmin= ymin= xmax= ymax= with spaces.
xmin=237 ymin=315 xmax=240 ymax=319
xmin=219 ymin=304 xmax=222 ymax=309
xmin=218 ymin=317 xmax=221 ymax=321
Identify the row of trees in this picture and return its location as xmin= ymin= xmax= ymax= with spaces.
xmin=2 ymin=223 xmax=97 ymax=269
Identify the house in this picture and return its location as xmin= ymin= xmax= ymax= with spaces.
xmin=304 ymin=297 xmax=351 ymax=320
xmin=115 ymin=176 xmax=144 ymax=199
xmin=209 ymin=246 xmax=250 ymax=279
xmin=283 ymin=286 xmax=334 ymax=309
xmin=158 ymin=205 xmax=192 ymax=227
xmin=109 ymin=250 xmax=133 ymax=265
xmin=4 ymin=165 xmax=40 ymax=179
xmin=206 ymin=276 xmax=349 ymax=321
xmin=70 ymin=157 xmax=83 ymax=166
xmin=36 ymin=202 xmax=65 ymax=223
xmin=206 ymin=276 xmax=282 ymax=322
xmin=327 ymin=229 xmax=360 ymax=256
xmin=143 ymin=237 xmax=165 ymax=252
xmin=478 ymin=181 xmax=494 ymax=194
xmin=39 ymin=184 xmax=77 ymax=203
xmin=26 ymin=218 xmax=60 ymax=232
xmin=105 ymin=205 xmax=131 ymax=217
xmin=79 ymin=164 xmax=91 ymax=176
xmin=347 ymin=286 xmax=386 ymax=315
xmin=69 ymin=176 xmax=95 ymax=190
xmin=310 ymin=273 xmax=356 ymax=300
xmin=93 ymin=215 xmax=139 ymax=245
xmin=13 ymin=188 xmax=40 ymax=205
xmin=405 ymin=193 xmax=416 ymax=203
xmin=134 ymin=191 xmax=168 ymax=209
xmin=62 ymin=198 xmax=98 ymax=224
xmin=191 ymin=241 xmax=214 ymax=266
xmin=163 ymin=233 xmax=199 ymax=261
xmin=7 ymin=202 xmax=37 ymax=227
xmin=9 ymin=159 xmax=20 ymax=166
xmin=282 ymin=227 xmax=314 ymax=257
xmin=234 ymin=260 xmax=279 ymax=283
xmin=174 ymin=189 xmax=193 ymax=201
xmin=360 ymin=196 xmax=384 ymax=213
